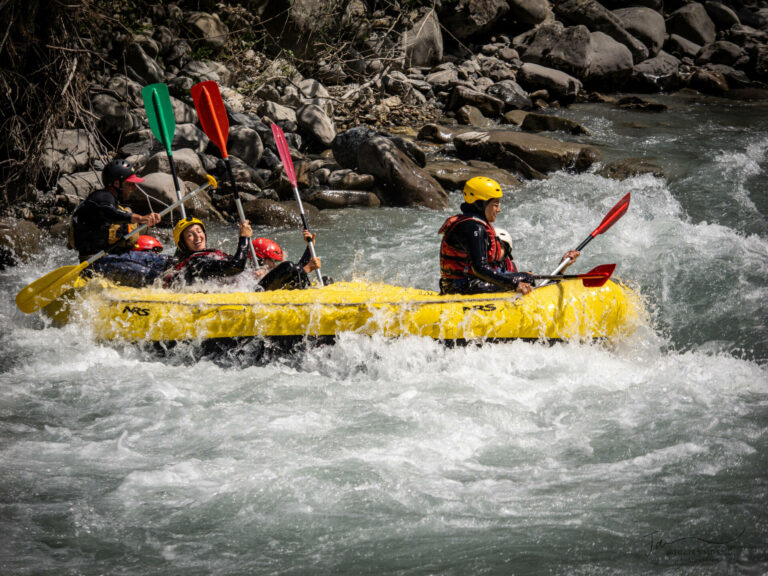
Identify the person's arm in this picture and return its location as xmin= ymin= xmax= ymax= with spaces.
xmin=457 ymin=221 xmax=535 ymax=291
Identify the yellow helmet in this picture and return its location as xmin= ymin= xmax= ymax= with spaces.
xmin=173 ymin=217 xmax=206 ymax=251
xmin=463 ymin=177 xmax=503 ymax=204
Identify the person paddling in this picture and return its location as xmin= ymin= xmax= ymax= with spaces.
xmin=439 ymin=176 xmax=579 ymax=295
xmin=251 ymin=230 xmax=323 ymax=291
xmin=70 ymin=159 xmax=167 ymax=287
xmin=163 ymin=217 xmax=253 ymax=287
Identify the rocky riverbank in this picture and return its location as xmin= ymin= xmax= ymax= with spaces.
xmin=1 ymin=0 xmax=767 ymax=267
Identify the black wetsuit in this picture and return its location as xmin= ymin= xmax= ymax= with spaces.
xmin=166 ymin=237 xmax=250 ymax=286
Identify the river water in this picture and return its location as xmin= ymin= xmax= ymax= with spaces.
xmin=2 ymin=93 xmax=767 ymax=574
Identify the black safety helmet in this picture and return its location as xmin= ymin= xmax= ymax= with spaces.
xmin=101 ymin=159 xmax=144 ymax=190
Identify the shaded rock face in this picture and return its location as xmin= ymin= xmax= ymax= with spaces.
xmin=144 ymin=148 xmax=208 ymax=182
xmin=667 ymin=3 xmax=717 ymax=46
xmin=613 ymin=6 xmax=666 ymax=57
xmin=425 ymin=160 xmax=521 ymax=190
xmin=357 ymin=136 xmax=449 ymax=210
xmin=242 ymin=198 xmax=319 ymax=228
xmin=517 ymin=62 xmax=583 ymax=100
xmin=306 ymin=189 xmax=381 ymax=209
xmin=403 ymin=10 xmax=443 ymax=67
xmin=332 ymin=127 xmax=380 ymax=170
xmin=438 ymin=0 xmax=510 ymax=40
xmin=40 ymin=130 xmax=101 ymax=177
xmin=628 ymin=51 xmax=682 ymax=92
xmin=0 ymin=218 xmax=41 ymax=269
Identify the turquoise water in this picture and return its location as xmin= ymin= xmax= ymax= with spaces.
xmin=1 ymin=95 xmax=767 ymax=574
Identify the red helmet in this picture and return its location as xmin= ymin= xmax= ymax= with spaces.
xmin=250 ymin=237 xmax=283 ymax=261
xmin=132 ymin=235 xmax=164 ymax=253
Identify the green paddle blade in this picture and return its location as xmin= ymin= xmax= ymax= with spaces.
xmin=142 ymin=83 xmax=176 ymax=155
xmin=15 ymin=261 xmax=88 ymax=314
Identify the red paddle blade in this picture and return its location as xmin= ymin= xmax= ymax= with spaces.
xmin=271 ymin=123 xmax=297 ymax=187
xmin=580 ymin=263 xmax=616 ymax=287
xmin=191 ymin=81 xmax=229 ymax=158
xmin=592 ymin=193 xmax=630 ymax=237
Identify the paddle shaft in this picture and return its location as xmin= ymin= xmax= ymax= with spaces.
xmin=149 ymin=87 xmax=186 ymax=218
xmin=223 ymin=157 xmax=260 ymax=264
xmin=271 ymin=124 xmax=323 ymax=286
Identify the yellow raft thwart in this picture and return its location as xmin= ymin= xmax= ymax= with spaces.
xmin=44 ymin=279 xmax=640 ymax=343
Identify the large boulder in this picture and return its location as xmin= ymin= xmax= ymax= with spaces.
xmin=332 ymin=126 xmax=379 ymax=170
xmin=508 ymin=0 xmax=551 ymax=25
xmin=227 ymin=125 xmax=264 ymax=169
xmin=185 ymin=12 xmax=229 ymax=50
xmin=357 ymin=136 xmax=449 ymax=209
xmin=56 ymin=171 xmax=101 ymax=201
xmin=696 ymin=41 xmax=742 ymax=66
xmin=172 ymin=124 xmax=210 ymax=155
xmin=667 ymin=3 xmax=717 ymax=46
xmin=554 ymin=0 xmax=649 ymax=63
xmin=586 ymin=31 xmax=634 ymax=89
xmin=665 ymin=34 xmax=702 ymax=60
xmin=403 ymin=10 xmax=443 ymax=67
xmin=40 ymin=129 xmax=100 ymax=177
xmin=520 ymin=113 xmax=590 ymax=135
xmin=92 ymin=93 xmax=142 ymax=138
xmin=124 ymin=43 xmax=164 ymax=85
xmin=453 ymin=130 xmax=599 ymax=176
xmin=297 ymin=104 xmax=336 ymax=150
xmin=143 ymin=148 xmax=208 ymax=182
xmin=181 ymin=60 xmax=233 ymax=86
xmin=448 ymin=85 xmax=505 ymax=117
xmin=306 ymin=190 xmax=381 ymax=209
xmin=521 ymin=24 xmax=591 ymax=78
xmin=0 ymin=218 xmax=41 ymax=268
xmin=486 ymin=79 xmax=533 ymax=110
xmin=517 ymin=63 xmax=583 ymax=101
xmin=704 ymin=1 xmax=740 ymax=30
xmin=424 ymin=159 xmax=521 ymax=190
xmin=627 ymin=51 xmax=683 ymax=92
xmin=242 ymin=198 xmax=319 ymax=228
xmin=438 ymin=0 xmax=510 ymax=40
xmin=613 ymin=7 xmax=666 ymax=57
xmin=125 ymin=173 xmax=221 ymax=221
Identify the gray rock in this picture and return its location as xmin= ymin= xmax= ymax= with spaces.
xmin=126 ymin=173 xmax=221 ymax=222
xmin=597 ymin=158 xmax=664 ymax=180
xmin=689 ymin=67 xmax=729 ymax=95
xmin=404 ymin=9 xmax=443 ymax=67
xmin=124 ymin=43 xmax=164 ymax=85
xmin=438 ymin=0 xmax=510 ymax=39
xmin=417 ymin=123 xmax=464 ymax=143
xmin=448 ymin=85 xmax=504 ymax=117
xmin=185 ymin=12 xmax=229 ymax=49
xmin=306 ymin=190 xmax=381 ymax=209
xmin=478 ymin=55 xmax=517 ymax=82
xmin=92 ymin=93 xmax=141 ymax=137
xmin=521 ymin=113 xmax=590 ymax=135
xmin=258 ymin=101 xmax=297 ymax=124
xmin=554 ymin=0 xmax=649 ymax=63
xmin=40 ymin=129 xmax=100 ymax=176
xmin=517 ymin=63 xmax=583 ymax=101
xmin=508 ymin=0 xmax=551 ymax=25
xmin=228 ymin=125 xmax=264 ymax=169
xmin=425 ymin=65 xmax=461 ymax=90
xmin=667 ymin=3 xmax=717 ymax=46
xmin=181 ymin=60 xmax=233 ymax=87
xmin=696 ymin=41 xmax=742 ymax=66
xmin=144 ymin=148 xmax=208 ymax=182
xmin=171 ymin=124 xmax=210 ymax=154
xmin=520 ymin=24 xmax=590 ymax=78
xmin=56 ymin=171 xmax=101 ymax=200
xmin=457 ymin=105 xmax=494 ymax=127
xmin=586 ymin=31 xmax=634 ymax=90
xmin=665 ymin=34 xmax=702 ymax=60
xmin=242 ymin=198 xmax=318 ymax=229
xmin=613 ymin=7 xmax=666 ymax=57
xmin=453 ymin=129 xmax=599 ymax=176
xmin=704 ymin=1 xmax=740 ymax=30
xmin=0 ymin=218 xmax=41 ymax=268
xmin=628 ymin=50 xmax=683 ymax=92
xmin=357 ymin=136 xmax=449 ymax=209
xmin=486 ymin=80 xmax=532 ymax=110
xmin=424 ymin=159 xmax=521 ymax=190
xmin=106 ymin=74 xmax=143 ymax=105
xmin=389 ymin=137 xmax=427 ymax=168
xmin=332 ymin=126 xmax=380 ymax=170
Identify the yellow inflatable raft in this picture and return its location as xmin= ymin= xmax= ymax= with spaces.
xmin=43 ymin=278 xmax=640 ymax=344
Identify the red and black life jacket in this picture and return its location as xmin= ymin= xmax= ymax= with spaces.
xmin=439 ymin=214 xmax=504 ymax=280
xmin=163 ymin=249 xmax=229 ymax=286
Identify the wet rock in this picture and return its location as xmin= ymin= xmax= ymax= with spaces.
xmin=389 ymin=137 xmax=427 ymax=168
xmin=453 ymin=129 xmax=599 ymax=176
xmin=517 ymin=63 xmax=583 ymax=101
xmin=185 ymin=12 xmax=229 ymax=50
xmin=554 ymin=0 xmax=649 ymax=63
xmin=457 ymin=105 xmax=494 ymax=127
xmin=306 ymin=190 xmax=381 ymax=209
xmin=417 ymin=123 xmax=462 ymax=143
xmin=357 ymin=136 xmax=448 ymax=209
xmin=503 ymin=110 xmax=529 ymax=125
xmin=598 ymin=158 xmax=665 ymax=180
xmin=40 ymin=129 xmax=100 ymax=177
xmin=404 ymin=10 xmax=443 ymax=67
xmin=486 ymin=80 xmax=532 ymax=110
xmin=297 ymin=104 xmax=336 ymax=150
xmin=613 ymin=7 xmax=666 ymax=57
xmin=143 ymin=148 xmax=208 ymax=182
xmin=332 ymin=126 xmax=379 ymax=170
xmin=667 ymin=3 xmax=717 ymax=46
xmin=616 ymin=96 xmax=668 ymax=112
xmin=689 ymin=67 xmax=729 ymax=95
xmin=628 ymin=51 xmax=683 ymax=92
xmin=424 ymin=160 xmax=521 ymax=190
xmin=520 ymin=113 xmax=590 ymax=135
xmin=0 ymin=218 xmax=41 ymax=268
